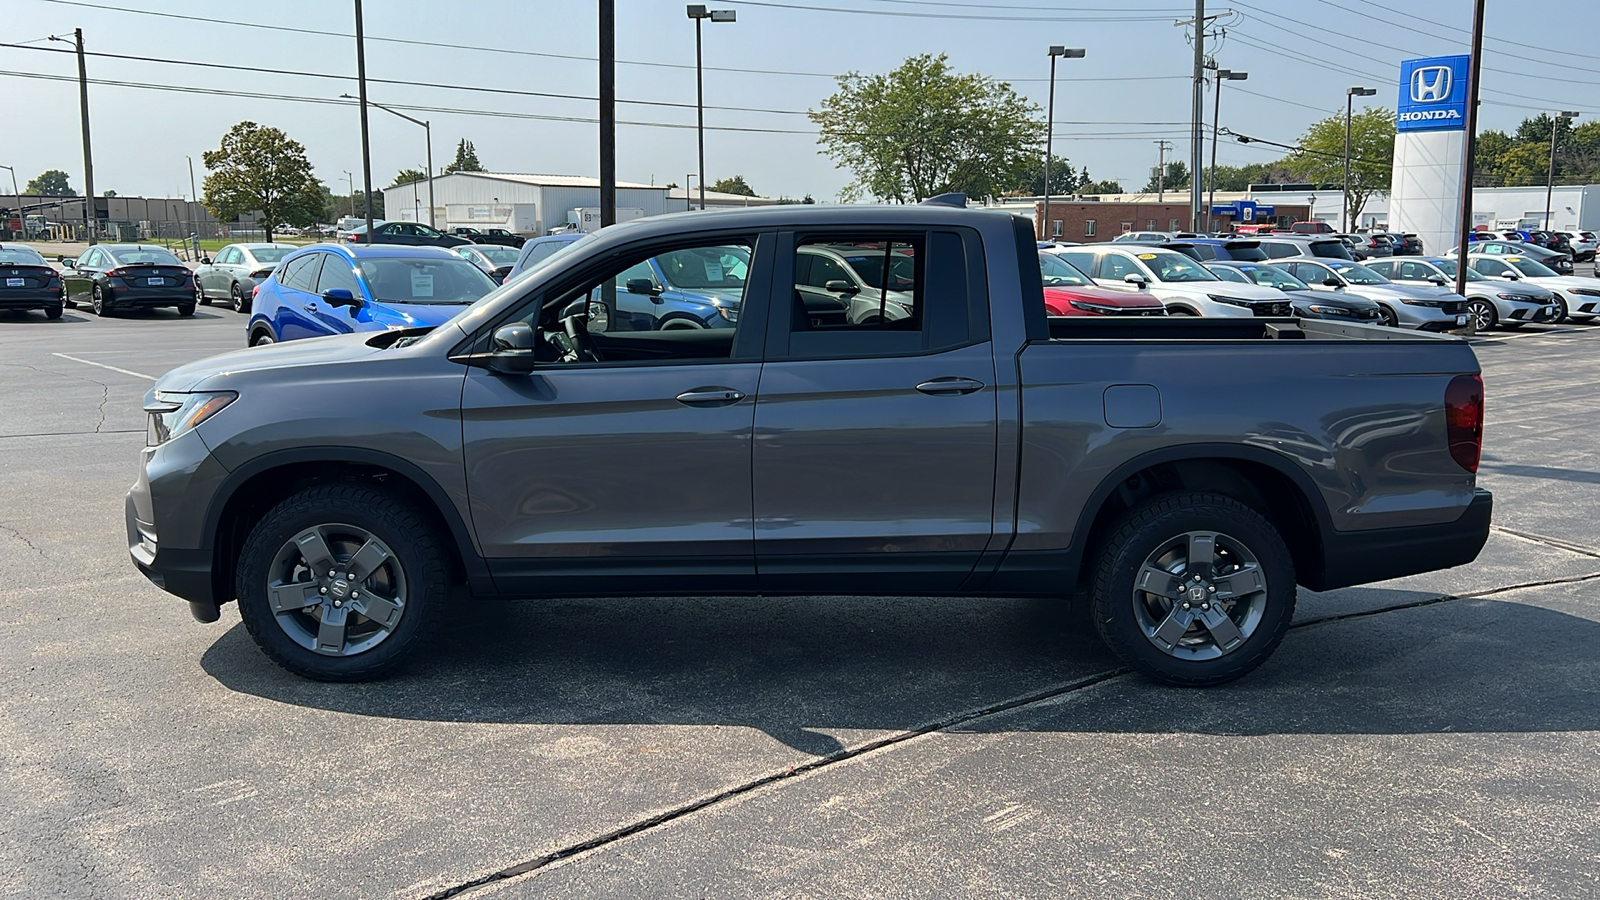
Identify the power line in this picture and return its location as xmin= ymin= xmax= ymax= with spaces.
xmin=1336 ymin=0 xmax=1600 ymax=67
xmin=720 ymin=0 xmax=1205 ymax=21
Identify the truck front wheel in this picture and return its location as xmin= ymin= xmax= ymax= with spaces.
xmin=235 ymin=483 xmax=449 ymax=681
xmin=1090 ymin=492 xmax=1296 ymax=687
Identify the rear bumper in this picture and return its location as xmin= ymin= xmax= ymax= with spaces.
xmin=0 ymin=291 xmax=62 ymax=309
xmin=1311 ymin=488 xmax=1492 ymax=591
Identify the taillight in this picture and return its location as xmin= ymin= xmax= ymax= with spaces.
xmin=106 ymin=267 xmax=130 ymax=278
xmin=1445 ymin=373 xmax=1484 ymax=473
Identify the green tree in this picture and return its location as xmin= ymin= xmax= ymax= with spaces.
xmin=323 ymin=190 xmax=384 ymax=223
xmin=1143 ymin=161 xmax=1190 ymax=193
xmin=1472 ymin=130 xmax=1516 ymax=186
xmin=391 ymin=168 xmax=428 ymax=187
xmin=810 ymin=53 xmax=1043 ymax=202
xmin=1077 ymin=168 xmax=1123 ymax=194
xmin=1201 ymin=161 xmax=1295 ymax=192
xmin=1288 ymin=106 xmax=1395 ymax=227
xmin=1014 ymin=153 xmax=1076 ymax=196
xmin=711 ymin=175 xmax=756 ymax=196
xmin=102 ymin=189 xmax=117 ymax=197
xmin=201 ymin=121 xmax=324 ymax=240
xmin=25 ymin=169 xmax=76 ymax=196
xmin=444 ymin=139 xmax=485 ymax=174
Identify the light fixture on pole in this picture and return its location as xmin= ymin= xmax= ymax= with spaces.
xmin=1343 ymin=86 xmax=1376 ymax=233
xmin=687 ymin=5 xmax=735 ymax=212
xmin=1042 ymin=46 xmax=1086 ymax=242
xmin=1545 ymin=111 xmax=1580 ymax=230
xmin=343 ymin=94 xmax=435 ymax=228
xmin=1206 ymin=68 xmax=1246 ymax=233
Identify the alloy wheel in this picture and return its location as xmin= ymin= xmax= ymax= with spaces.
xmin=264 ymin=524 xmax=407 ymax=657
xmin=1129 ymin=530 xmax=1269 ymax=661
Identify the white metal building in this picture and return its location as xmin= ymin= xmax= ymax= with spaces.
xmin=382 ymin=172 xmax=671 ymax=235
xmin=662 ymin=187 xmax=780 ymax=211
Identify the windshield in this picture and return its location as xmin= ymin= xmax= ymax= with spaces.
xmin=1507 ymin=257 xmax=1559 ymax=278
xmin=1328 ymin=261 xmax=1389 ymax=285
xmin=1038 ymin=252 xmax=1092 ymax=287
xmin=1235 ymin=263 xmax=1309 ymax=291
xmin=474 ymin=245 xmax=521 ymax=265
xmin=0 ymin=248 xmax=46 ymax=265
xmin=1430 ymin=260 xmax=1484 ymax=282
xmin=843 ymin=253 xmax=916 ymax=291
xmin=1209 ymin=266 xmax=1250 ymax=284
xmin=251 ymin=247 xmax=294 ymax=263
xmin=110 ymin=247 xmax=183 ymax=266
xmin=355 ymin=257 xmax=497 ymax=304
xmin=1143 ymin=251 xmax=1218 ymax=282
xmin=655 ymin=245 xmax=750 ymax=290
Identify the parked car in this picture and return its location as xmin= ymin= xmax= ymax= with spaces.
xmin=1275 ymin=258 xmax=1469 ymax=332
xmin=1447 ymin=239 xmax=1574 ymax=274
xmin=1465 ymin=253 xmax=1600 ymax=324
xmin=448 ymin=226 xmax=526 ymax=249
xmin=245 ymin=244 xmax=495 ymax=346
xmin=1204 ymin=260 xmax=1383 ymax=323
xmin=506 ymin=233 xmax=589 ymax=281
xmin=1039 ymin=251 xmax=1166 ymax=316
xmin=344 ymin=220 xmax=471 ymax=248
xmin=1050 ymin=245 xmax=1292 ymax=317
xmin=61 ymin=244 xmax=197 ymax=317
xmin=1385 ymin=232 xmax=1424 ymax=256
xmin=127 ymin=202 xmax=1491 ymax=687
xmin=1112 ymin=231 xmax=1176 ymax=244
xmin=1555 ymin=231 xmax=1596 ymax=262
xmin=1290 ymin=221 xmax=1335 ymax=234
xmin=194 ymin=243 xmax=298 ymax=313
xmin=1524 ymin=230 xmax=1570 ymax=254
xmin=1366 ymin=256 xmax=1556 ymax=331
xmin=452 ymin=243 xmax=522 ymax=284
xmin=1255 ymin=235 xmax=1357 ymax=262
xmin=0 ymin=244 xmax=65 ymax=319
xmin=1163 ymin=238 xmax=1269 ymax=262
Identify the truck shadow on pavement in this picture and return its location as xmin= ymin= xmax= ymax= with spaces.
xmin=200 ymin=588 xmax=1600 ymax=754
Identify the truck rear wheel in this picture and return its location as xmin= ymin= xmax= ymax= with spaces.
xmin=1090 ymin=492 xmax=1295 ymax=687
xmin=235 ymin=483 xmax=449 ymax=681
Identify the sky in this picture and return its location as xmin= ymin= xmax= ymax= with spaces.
xmin=2 ymin=0 xmax=1596 ymax=204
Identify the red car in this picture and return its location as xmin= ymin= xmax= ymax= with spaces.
xmin=1039 ymin=251 xmax=1167 ymax=316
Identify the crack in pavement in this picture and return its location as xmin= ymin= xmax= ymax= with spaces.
xmin=425 ymin=566 xmax=1600 ymax=899
xmin=0 ymin=361 xmax=113 ymax=434
xmin=1490 ymin=524 xmax=1600 ymax=560
xmin=0 ymin=522 xmax=47 ymax=558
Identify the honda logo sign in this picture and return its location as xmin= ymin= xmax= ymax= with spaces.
xmin=1397 ymin=55 xmax=1469 ymax=133
xmin=1410 ymin=66 xmax=1451 ymax=103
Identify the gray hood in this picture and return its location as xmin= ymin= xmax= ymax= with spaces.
xmin=155 ymin=332 xmax=388 ymax=393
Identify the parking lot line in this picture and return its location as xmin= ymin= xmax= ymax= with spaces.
xmin=50 ymin=353 xmax=157 ymax=381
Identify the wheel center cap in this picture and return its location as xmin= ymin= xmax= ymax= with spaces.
xmin=329 ymin=579 xmax=351 ymax=600
xmin=1187 ymin=585 xmax=1208 ymax=603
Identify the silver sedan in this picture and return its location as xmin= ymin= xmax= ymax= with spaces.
xmin=194 ymin=243 xmax=298 ymax=313
xmin=1365 ymin=257 xmax=1555 ymax=330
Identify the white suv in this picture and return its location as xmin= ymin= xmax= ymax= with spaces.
xmin=1049 ymin=245 xmax=1292 ymax=317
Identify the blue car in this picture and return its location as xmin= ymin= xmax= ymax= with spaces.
xmin=246 ymin=244 xmax=497 ymax=346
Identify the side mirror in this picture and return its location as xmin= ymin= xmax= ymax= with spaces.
xmin=321 ymin=288 xmax=361 ymax=309
xmin=200 ymin=257 xmax=212 ymax=265
xmin=60 ymin=257 xmax=75 ymax=268
xmin=492 ymin=322 xmax=536 ymax=352
xmin=625 ymin=277 xmax=661 ymax=296
xmin=458 ymin=322 xmax=538 ymax=375
xmin=1501 ymin=272 xmax=1519 ymax=280
xmin=1323 ymin=277 xmax=1343 ymax=288
xmin=1123 ymin=272 xmax=1148 ymax=289
xmin=823 ymin=279 xmax=861 ymax=294
xmin=1427 ymin=275 xmax=1447 ymax=286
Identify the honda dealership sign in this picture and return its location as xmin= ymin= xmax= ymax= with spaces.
xmin=1397 ymin=55 xmax=1470 ymax=132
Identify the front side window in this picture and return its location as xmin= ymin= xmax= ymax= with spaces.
xmin=315 ymin=256 xmax=361 ymax=297
xmin=1210 ymin=266 xmax=1249 ymax=284
xmin=1039 ymin=252 xmax=1092 ymax=287
xmin=1287 ymin=261 xmax=1334 ymax=285
xmin=1143 ymin=251 xmax=1216 ymax=283
xmin=1328 ymin=262 xmax=1389 ymax=285
xmin=1507 ymin=257 xmax=1559 ymax=278
xmin=1238 ymin=264 xmax=1309 ymax=291
xmin=355 ymin=257 xmax=496 ymax=304
xmin=1097 ymin=252 xmax=1142 ymax=283
xmin=214 ymin=247 xmax=239 ymax=265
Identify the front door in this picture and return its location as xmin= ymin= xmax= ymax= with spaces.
xmin=272 ymin=252 xmax=328 ymax=341
xmin=461 ymin=230 xmax=774 ymax=596
xmin=752 ymin=230 xmax=998 ymax=593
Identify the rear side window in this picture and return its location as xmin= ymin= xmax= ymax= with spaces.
xmin=1262 ymin=242 xmax=1298 ymax=259
xmin=1187 ymin=244 xmax=1217 ymax=261
xmin=1309 ymin=240 xmax=1354 ymax=261
xmin=278 ymin=254 xmax=324 ymax=292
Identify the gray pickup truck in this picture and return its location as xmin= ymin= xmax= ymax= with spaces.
xmin=128 ymin=203 xmax=1491 ymax=686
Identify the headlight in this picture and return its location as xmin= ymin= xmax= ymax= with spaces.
xmin=1206 ymin=294 xmax=1251 ymax=308
xmin=1496 ymin=293 xmax=1533 ymax=302
xmin=1573 ymin=288 xmax=1600 ymax=298
xmin=143 ymin=390 xmax=236 ymax=447
xmin=716 ymin=306 xmax=739 ymax=323
xmin=1307 ymin=304 xmax=1352 ymax=316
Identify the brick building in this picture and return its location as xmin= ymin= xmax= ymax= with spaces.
xmin=1034 ymin=199 xmax=1313 ymax=242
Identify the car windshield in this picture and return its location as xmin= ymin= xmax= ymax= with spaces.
xmin=1038 ymin=252 xmax=1092 ymax=287
xmin=250 ymin=247 xmax=294 ymax=263
xmin=355 ymin=257 xmax=497 ymax=304
xmin=110 ymin=248 xmax=182 ymax=265
xmin=0 ymin=248 xmax=46 ymax=265
xmin=1235 ymin=264 xmax=1309 ymax=291
xmin=1142 ymin=251 xmax=1218 ymax=282
xmin=1430 ymin=260 xmax=1484 ymax=282
xmin=474 ymin=245 xmax=521 ymax=265
xmin=655 ymin=245 xmax=749 ymax=290
xmin=843 ymin=252 xmax=916 ymax=291
xmin=1506 ymin=257 xmax=1560 ymax=278
xmin=1208 ymin=266 xmax=1250 ymax=284
xmin=1327 ymin=261 xmax=1388 ymax=285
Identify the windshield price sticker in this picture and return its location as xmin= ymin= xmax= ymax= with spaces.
xmin=703 ymin=260 xmax=724 ymax=282
xmin=1137 ymin=254 xmax=1157 ymax=260
xmin=411 ymin=271 xmax=435 ymax=298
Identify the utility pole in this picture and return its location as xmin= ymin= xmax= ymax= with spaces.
xmin=600 ymin=0 xmax=616 ymax=227
xmin=1189 ymin=0 xmax=1204 ymax=230
xmin=353 ymin=0 xmax=375 ymax=243
xmin=52 ymin=29 xmax=96 ymax=244
xmin=1042 ymin=46 xmax=1086 ymax=242
xmin=1545 ymin=111 xmax=1580 ymax=230
xmin=343 ymin=171 xmax=355 ymax=217
xmin=1154 ymin=140 xmax=1172 ymax=203
xmin=1453 ymin=0 xmax=1485 ymax=301
xmin=186 ymin=155 xmax=200 ymax=253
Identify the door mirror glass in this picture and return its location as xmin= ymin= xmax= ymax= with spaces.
xmin=1323 ymin=277 xmax=1343 ymax=288
xmin=1123 ymin=272 xmax=1147 ymax=286
xmin=60 ymin=257 xmax=75 ymax=268
xmin=625 ymin=277 xmax=659 ymax=296
xmin=321 ymin=288 xmax=360 ymax=308
xmin=823 ymin=279 xmax=860 ymax=294
xmin=200 ymin=257 xmax=212 ymax=265
xmin=492 ymin=322 xmax=536 ymax=352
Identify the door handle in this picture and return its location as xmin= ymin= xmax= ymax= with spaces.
xmin=303 ymin=302 xmax=319 ymax=313
xmin=676 ymin=388 xmax=746 ymax=406
xmin=915 ymin=377 xmax=985 ymax=396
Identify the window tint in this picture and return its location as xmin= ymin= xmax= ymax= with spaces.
xmin=794 ymin=240 xmax=921 ymax=332
xmin=799 ymin=251 xmax=848 ymax=289
xmin=0 ymin=247 xmax=46 ymax=265
xmin=1039 ymin=252 xmax=1092 ymax=287
xmin=1056 ymin=249 xmax=1098 ymax=277
xmin=1210 ymin=266 xmax=1249 ymax=284
xmin=355 ymin=257 xmax=495 ymax=304
xmin=614 ymin=258 xmax=658 ymax=290
xmin=1262 ymin=242 xmax=1298 ymax=259
xmin=253 ymin=246 xmax=293 ymax=263
xmin=214 ymin=247 xmax=237 ymax=265
xmin=1187 ymin=243 xmax=1217 ymax=261
xmin=278 ymin=254 xmax=323 ymax=292
xmin=315 ymin=255 xmax=361 ymax=297
xmin=1472 ymin=258 xmax=1508 ymax=276
xmin=414 ymin=224 xmax=443 ymax=238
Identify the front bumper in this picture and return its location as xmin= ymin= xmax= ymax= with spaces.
xmin=125 ymin=430 xmax=231 ymax=622
xmin=1312 ymin=488 xmax=1492 ymax=591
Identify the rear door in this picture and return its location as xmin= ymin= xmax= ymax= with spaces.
xmin=751 ymin=228 xmax=997 ymax=593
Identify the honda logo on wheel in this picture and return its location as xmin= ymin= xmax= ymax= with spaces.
xmin=1411 ymin=66 xmax=1451 ymax=103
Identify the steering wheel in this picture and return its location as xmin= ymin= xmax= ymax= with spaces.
xmin=562 ymin=307 xmax=604 ymax=363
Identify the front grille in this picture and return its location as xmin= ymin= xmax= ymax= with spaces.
xmin=1435 ymin=300 xmax=1465 ymax=314
xmin=1249 ymin=302 xmax=1292 ymax=317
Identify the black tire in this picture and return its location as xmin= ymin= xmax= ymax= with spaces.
xmin=230 ymin=282 xmax=249 ymax=314
xmin=250 ymin=329 xmax=275 ymax=346
xmin=92 ymin=284 xmax=112 ymax=317
xmin=176 ymin=302 xmax=196 ymax=317
xmin=198 ymin=289 xmax=211 ymax=306
xmin=1090 ymin=492 xmax=1296 ymax=687
xmin=45 ymin=304 xmax=63 ymax=320
xmin=1168 ymin=306 xmax=1198 ymax=317
xmin=235 ymin=483 xmax=449 ymax=681
xmin=1466 ymin=298 xmax=1497 ymax=332
xmin=1377 ymin=304 xmax=1399 ymax=328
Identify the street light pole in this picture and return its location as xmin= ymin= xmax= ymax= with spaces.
xmin=1154 ymin=140 xmax=1172 ymax=203
xmin=1042 ymin=46 xmax=1086 ymax=242
xmin=687 ymin=5 xmax=735 ymax=212
xmin=1207 ymin=68 xmax=1246 ymax=233
xmin=1342 ymin=87 xmax=1376 ymax=233
xmin=348 ymin=96 xmax=436 ymax=228
xmin=685 ymin=174 xmax=697 ymax=212
xmin=1545 ymin=111 xmax=1580 ymax=231
xmin=49 ymin=29 xmax=96 ymax=243
xmin=353 ymin=0 xmax=375 ymax=243
xmin=343 ymin=171 xmax=355 ymax=217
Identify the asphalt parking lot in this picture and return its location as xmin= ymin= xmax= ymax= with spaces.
xmin=3 ymin=302 xmax=1599 ymax=898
